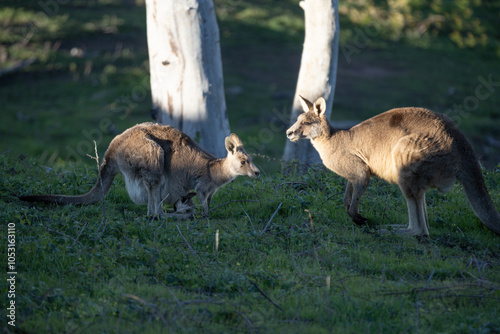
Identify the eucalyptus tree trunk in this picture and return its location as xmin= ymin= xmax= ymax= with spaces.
xmin=145 ymin=0 xmax=230 ymax=157
xmin=283 ymin=0 xmax=339 ymax=162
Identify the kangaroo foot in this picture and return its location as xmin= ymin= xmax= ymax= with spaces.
xmin=349 ymin=213 xmax=368 ymax=226
xmin=147 ymin=210 xmax=167 ymax=220
xmin=378 ymin=225 xmax=429 ymax=241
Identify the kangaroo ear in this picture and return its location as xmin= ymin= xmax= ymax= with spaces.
xmin=298 ymin=95 xmax=313 ymax=113
xmin=225 ymin=136 xmax=236 ymax=153
xmin=313 ymin=97 xmax=327 ymax=117
xmin=230 ymin=133 xmax=243 ymax=146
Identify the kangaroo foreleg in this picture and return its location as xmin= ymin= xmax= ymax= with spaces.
xmin=196 ymin=192 xmax=210 ymax=217
xmin=346 ymin=179 xmax=369 ymax=225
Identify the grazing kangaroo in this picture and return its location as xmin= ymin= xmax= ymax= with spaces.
xmin=20 ymin=123 xmax=260 ymax=219
xmin=286 ymin=95 xmax=500 ymax=237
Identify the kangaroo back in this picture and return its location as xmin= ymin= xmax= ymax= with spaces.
xmin=19 ymin=159 xmax=117 ymax=205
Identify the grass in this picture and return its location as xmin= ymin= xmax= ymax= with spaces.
xmin=2 ymin=155 xmax=500 ymax=333
xmin=1 ymin=0 xmax=500 ymax=332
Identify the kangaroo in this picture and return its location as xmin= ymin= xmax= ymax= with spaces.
xmin=286 ymin=95 xmax=500 ymax=237
xmin=20 ymin=123 xmax=260 ymax=219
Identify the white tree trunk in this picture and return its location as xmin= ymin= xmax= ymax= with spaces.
xmin=283 ymin=0 xmax=339 ymax=162
xmin=146 ymin=0 xmax=230 ymax=157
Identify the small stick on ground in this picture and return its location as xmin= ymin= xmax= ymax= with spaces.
xmin=87 ymin=140 xmax=106 ymax=235
xmin=72 ymin=221 xmax=88 ymax=247
xmin=304 ymin=209 xmax=314 ymax=234
xmin=215 ymin=229 xmax=219 ymax=254
xmin=150 ymin=194 xmax=170 ymax=223
xmin=176 ymin=225 xmax=203 ymax=265
xmin=249 ymin=279 xmax=283 ymax=312
xmin=260 ymin=202 xmax=282 ymax=236
xmin=47 ymin=227 xmax=82 ymax=247
xmin=247 ymin=182 xmax=262 ymax=207
xmin=122 ymin=293 xmax=168 ymax=327
xmin=239 ymin=204 xmax=256 ymax=234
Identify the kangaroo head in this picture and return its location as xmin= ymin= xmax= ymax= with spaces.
xmin=225 ymin=133 xmax=260 ymax=179
xmin=173 ymin=192 xmax=196 ymax=215
xmin=286 ymin=95 xmax=328 ymax=142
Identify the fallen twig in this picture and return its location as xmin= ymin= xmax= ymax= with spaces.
xmin=72 ymin=221 xmax=88 ymax=247
xmin=176 ymin=225 xmax=203 ymax=265
xmin=236 ymin=310 xmax=256 ymax=333
xmin=423 ymin=270 xmax=435 ymax=290
xmin=260 ymin=202 xmax=282 ymax=236
xmin=247 ymin=182 xmax=262 ymax=207
xmin=304 ymin=209 xmax=314 ymax=234
xmin=87 ymin=141 xmax=106 ymax=236
xmin=249 ymin=279 xmax=283 ymax=312
xmin=122 ymin=293 xmax=168 ymax=327
xmin=239 ymin=204 xmax=256 ymax=234
xmin=47 ymin=227 xmax=82 ymax=247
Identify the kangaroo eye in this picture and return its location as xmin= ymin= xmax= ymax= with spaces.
xmin=241 ymin=161 xmax=246 ymax=165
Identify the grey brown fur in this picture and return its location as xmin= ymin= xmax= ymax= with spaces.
xmin=286 ymin=96 xmax=500 ymax=237
xmin=20 ymin=123 xmax=260 ymax=219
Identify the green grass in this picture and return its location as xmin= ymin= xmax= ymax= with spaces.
xmin=1 ymin=0 xmax=500 ymax=332
xmin=2 ymin=155 xmax=500 ymax=333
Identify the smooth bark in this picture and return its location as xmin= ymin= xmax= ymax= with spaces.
xmin=283 ymin=0 xmax=339 ymax=162
xmin=146 ymin=0 xmax=230 ymax=157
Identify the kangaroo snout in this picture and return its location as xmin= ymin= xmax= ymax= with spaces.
xmin=286 ymin=127 xmax=301 ymax=142
xmin=251 ymin=169 xmax=260 ymax=178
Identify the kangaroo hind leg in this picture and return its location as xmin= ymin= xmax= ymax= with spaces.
xmin=127 ymin=136 xmax=166 ymax=218
xmin=144 ymin=178 xmax=165 ymax=218
xmin=400 ymin=187 xmax=429 ymax=237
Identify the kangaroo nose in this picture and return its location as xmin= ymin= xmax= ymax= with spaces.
xmin=254 ymin=170 xmax=260 ymax=177
xmin=286 ymin=129 xmax=293 ymax=137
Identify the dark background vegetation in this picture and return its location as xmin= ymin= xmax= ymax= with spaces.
xmin=1 ymin=0 xmax=499 ymax=170
xmin=1 ymin=1 xmax=500 ymax=333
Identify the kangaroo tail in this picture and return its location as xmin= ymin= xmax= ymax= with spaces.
xmin=457 ymin=157 xmax=500 ymax=236
xmin=19 ymin=159 xmax=117 ymax=205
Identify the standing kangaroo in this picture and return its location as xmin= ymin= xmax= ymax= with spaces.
xmin=20 ymin=123 xmax=260 ymax=219
xmin=286 ymin=95 xmax=500 ymax=237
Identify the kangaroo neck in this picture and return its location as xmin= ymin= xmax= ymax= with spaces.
xmin=311 ymin=128 xmax=346 ymax=160
xmin=208 ymin=158 xmax=235 ymax=187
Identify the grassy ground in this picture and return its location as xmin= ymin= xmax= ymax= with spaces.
xmin=2 ymin=155 xmax=500 ymax=333
xmin=1 ymin=0 xmax=500 ymax=332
